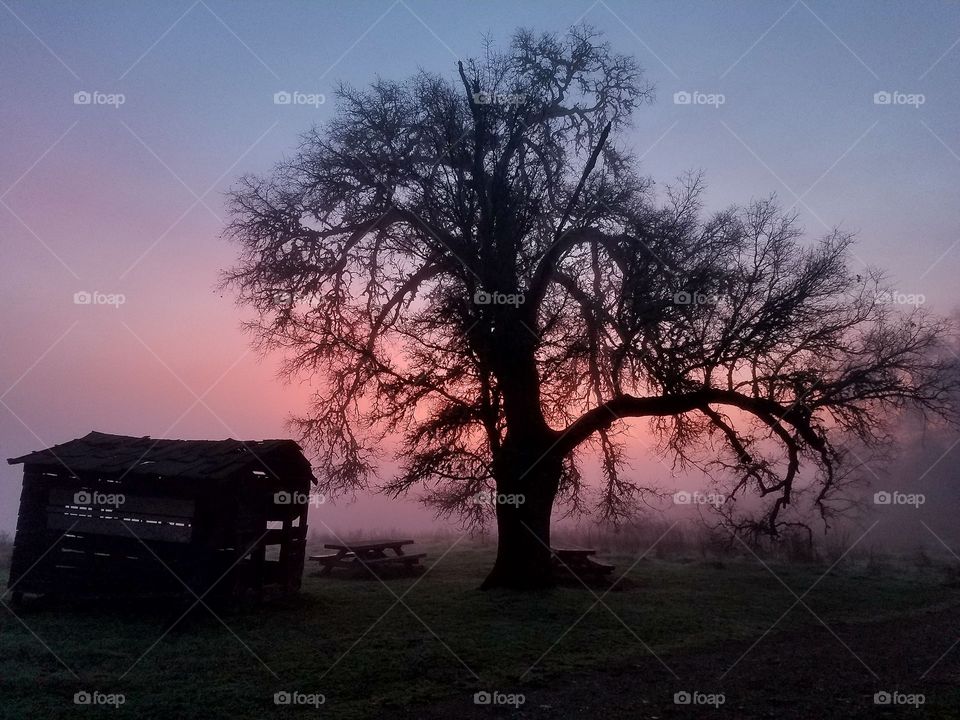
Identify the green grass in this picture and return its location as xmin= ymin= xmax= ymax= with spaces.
xmin=1 ymin=541 xmax=958 ymax=719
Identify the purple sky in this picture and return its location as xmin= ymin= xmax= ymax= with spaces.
xmin=2 ymin=0 xmax=959 ymax=536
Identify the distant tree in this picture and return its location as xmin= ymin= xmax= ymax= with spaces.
xmin=223 ymin=26 xmax=958 ymax=589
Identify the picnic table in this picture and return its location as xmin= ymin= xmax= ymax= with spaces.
xmin=310 ymin=539 xmax=426 ymax=576
xmin=551 ymin=547 xmax=615 ymax=579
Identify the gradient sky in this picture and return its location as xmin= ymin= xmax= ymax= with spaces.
xmin=2 ymin=0 xmax=959 ymax=536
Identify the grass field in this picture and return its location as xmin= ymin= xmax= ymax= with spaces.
xmin=2 ymin=535 xmax=960 ymax=719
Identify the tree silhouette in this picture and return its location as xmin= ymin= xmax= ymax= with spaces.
xmin=223 ymin=26 xmax=958 ymax=589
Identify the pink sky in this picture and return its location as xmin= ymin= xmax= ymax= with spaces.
xmin=2 ymin=1 xmax=959 ymax=538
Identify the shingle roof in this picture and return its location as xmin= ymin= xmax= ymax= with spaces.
xmin=7 ymin=431 xmax=314 ymax=483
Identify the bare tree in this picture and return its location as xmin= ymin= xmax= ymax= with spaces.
xmin=223 ymin=26 xmax=958 ymax=589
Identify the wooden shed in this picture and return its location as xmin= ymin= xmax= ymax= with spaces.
xmin=6 ymin=431 xmax=315 ymax=603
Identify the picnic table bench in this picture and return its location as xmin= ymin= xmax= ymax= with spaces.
xmin=551 ymin=547 xmax=615 ymax=578
xmin=310 ymin=539 xmax=426 ymax=576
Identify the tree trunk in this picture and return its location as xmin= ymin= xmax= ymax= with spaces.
xmin=480 ymin=440 xmax=561 ymax=590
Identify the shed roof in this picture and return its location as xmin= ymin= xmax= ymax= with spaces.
xmin=7 ymin=431 xmax=314 ymax=483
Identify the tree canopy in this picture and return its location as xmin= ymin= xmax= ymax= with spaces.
xmin=224 ymin=26 xmax=958 ymax=558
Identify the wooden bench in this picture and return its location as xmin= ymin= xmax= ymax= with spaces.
xmin=310 ymin=552 xmax=357 ymax=561
xmin=355 ymin=553 xmax=427 ymax=567
xmin=551 ymin=547 xmax=615 ymax=579
xmin=310 ymin=539 xmax=426 ymax=576
xmin=309 ymin=551 xmax=356 ymax=573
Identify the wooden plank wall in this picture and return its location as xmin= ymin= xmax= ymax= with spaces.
xmin=8 ymin=465 xmax=312 ymax=599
